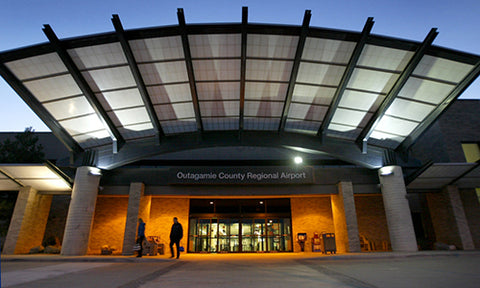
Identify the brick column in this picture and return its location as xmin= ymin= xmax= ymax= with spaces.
xmin=444 ymin=185 xmax=474 ymax=250
xmin=378 ymin=166 xmax=417 ymax=252
xmin=331 ymin=181 xmax=361 ymax=253
xmin=61 ymin=166 xmax=101 ymax=256
xmin=2 ymin=187 xmax=52 ymax=254
xmin=122 ymin=182 xmax=151 ymax=255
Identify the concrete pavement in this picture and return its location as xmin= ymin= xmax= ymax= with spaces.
xmin=2 ymin=251 xmax=480 ymax=288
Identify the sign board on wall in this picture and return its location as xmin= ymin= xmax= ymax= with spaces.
xmin=169 ymin=166 xmax=314 ymax=184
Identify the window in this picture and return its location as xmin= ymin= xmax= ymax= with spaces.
xmin=461 ymin=143 xmax=480 ymax=202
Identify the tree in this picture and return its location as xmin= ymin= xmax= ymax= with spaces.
xmin=0 ymin=127 xmax=45 ymax=163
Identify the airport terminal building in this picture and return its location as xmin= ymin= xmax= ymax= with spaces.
xmin=1 ymin=8 xmax=480 ymax=255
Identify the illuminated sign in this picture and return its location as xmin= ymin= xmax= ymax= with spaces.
xmin=169 ymin=167 xmax=314 ymax=184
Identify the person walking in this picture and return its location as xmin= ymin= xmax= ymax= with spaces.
xmin=136 ymin=218 xmax=146 ymax=257
xmin=169 ymin=217 xmax=183 ymax=259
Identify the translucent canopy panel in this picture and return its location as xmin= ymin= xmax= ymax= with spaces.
xmin=385 ymin=98 xmax=436 ymax=122
xmin=5 ymin=53 xmax=67 ymax=80
xmin=203 ymin=117 xmax=239 ymax=131
xmin=247 ymin=34 xmax=299 ymax=59
xmin=24 ymin=74 xmax=82 ymax=102
xmin=357 ymin=45 xmax=414 ymax=71
xmin=244 ymin=101 xmax=284 ymax=117
xmin=413 ymin=55 xmax=474 ymax=83
xmin=130 ymin=36 xmax=185 ymax=61
xmin=0 ymin=164 xmax=71 ymax=192
xmin=338 ymin=90 xmax=381 ymax=111
xmin=374 ymin=115 xmax=419 ymax=137
xmin=330 ymin=108 xmax=368 ymax=127
xmin=245 ymin=82 xmax=288 ymax=101
xmin=197 ymin=82 xmax=240 ymax=101
xmin=285 ymin=119 xmax=321 ymax=134
xmin=160 ymin=119 xmax=197 ymax=134
xmin=189 ymin=34 xmax=241 ymax=58
xmin=244 ymin=117 xmax=280 ymax=131
xmin=288 ymin=103 xmax=328 ymax=122
xmin=297 ymin=62 xmax=345 ymax=86
xmin=139 ymin=61 xmax=189 ymax=85
xmin=68 ymin=43 xmax=127 ymax=69
xmin=347 ymin=68 xmax=399 ymax=94
xmin=98 ymin=88 xmax=145 ymax=109
xmin=199 ymin=101 xmax=239 ymax=117
xmin=193 ymin=59 xmax=240 ymax=81
xmin=148 ymin=84 xmax=192 ymax=104
xmin=82 ymin=66 xmax=136 ymax=92
xmin=60 ymin=113 xmax=108 ymax=136
xmin=1 ymin=14 xmax=479 ymax=154
xmin=44 ymin=96 xmax=94 ymax=120
xmin=155 ymin=103 xmax=195 ymax=120
xmin=302 ymin=38 xmax=356 ymax=63
xmin=291 ymin=84 xmax=336 ymax=105
xmin=398 ymin=77 xmax=455 ymax=105
xmin=246 ymin=59 xmax=293 ymax=82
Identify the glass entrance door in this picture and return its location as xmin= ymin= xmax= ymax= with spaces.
xmin=189 ymin=218 xmax=291 ymax=253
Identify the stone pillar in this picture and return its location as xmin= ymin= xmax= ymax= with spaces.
xmin=331 ymin=181 xmax=361 ymax=253
xmin=2 ymin=187 xmax=52 ymax=254
xmin=378 ymin=166 xmax=417 ymax=252
xmin=122 ymin=182 xmax=151 ymax=255
xmin=444 ymin=185 xmax=474 ymax=250
xmin=61 ymin=166 xmax=101 ymax=256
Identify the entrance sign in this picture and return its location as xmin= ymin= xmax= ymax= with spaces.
xmin=169 ymin=167 xmax=314 ymax=184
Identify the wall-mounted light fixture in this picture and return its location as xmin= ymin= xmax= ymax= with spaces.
xmin=88 ymin=167 xmax=102 ymax=176
xmin=294 ymin=156 xmax=303 ymax=164
xmin=379 ymin=167 xmax=394 ymax=176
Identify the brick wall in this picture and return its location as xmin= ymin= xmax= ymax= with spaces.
xmin=43 ymin=195 xmax=70 ymax=246
xmin=426 ymin=192 xmax=460 ymax=247
xmin=89 ymin=196 xmax=128 ymax=254
xmin=460 ymin=189 xmax=480 ymax=249
xmin=355 ymin=195 xmax=390 ymax=250
xmin=291 ymin=196 xmax=334 ymax=252
xmin=147 ymin=198 xmax=190 ymax=252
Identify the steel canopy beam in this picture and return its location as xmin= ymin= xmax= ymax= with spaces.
xmin=398 ymin=61 xmax=480 ymax=153
xmin=177 ymin=8 xmax=203 ymax=132
xmin=279 ymin=10 xmax=311 ymax=132
xmin=0 ymin=62 xmax=83 ymax=154
xmin=318 ymin=17 xmax=374 ymax=136
xmin=43 ymin=24 xmax=125 ymax=153
xmin=356 ymin=28 xmax=438 ymax=153
xmin=111 ymin=14 xmax=165 ymax=139
xmin=239 ymin=6 xmax=248 ymax=132
xmin=85 ymin=131 xmax=385 ymax=170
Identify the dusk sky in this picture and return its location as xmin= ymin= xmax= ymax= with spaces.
xmin=1 ymin=0 xmax=479 ymax=132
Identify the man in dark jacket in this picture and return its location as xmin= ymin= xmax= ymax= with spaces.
xmin=169 ymin=217 xmax=183 ymax=259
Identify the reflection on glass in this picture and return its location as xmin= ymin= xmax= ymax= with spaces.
xmin=189 ymin=217 xmax=291 ymax=253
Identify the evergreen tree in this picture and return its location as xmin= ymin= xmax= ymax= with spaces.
xmin=0 ymin=127 xmax=45 ymax=163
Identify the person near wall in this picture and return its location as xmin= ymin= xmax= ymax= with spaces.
xmin=136 ymin=218 xmax=146 ymax=257
xmin=169 ymin=217 xmax=183 ymax=259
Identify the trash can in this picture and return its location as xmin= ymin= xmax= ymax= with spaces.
xmin=321 ymin=233 xmax=336 ymax=254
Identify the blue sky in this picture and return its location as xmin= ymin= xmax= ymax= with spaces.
xmin=1 ymin=0 xmax=479 ymax=131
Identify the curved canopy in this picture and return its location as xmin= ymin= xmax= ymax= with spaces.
xmin=1 ymin=8 xmax=480 ymax=169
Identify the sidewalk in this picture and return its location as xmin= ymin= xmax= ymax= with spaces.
xmin=3 ymin=250 xmax=480 ymax=263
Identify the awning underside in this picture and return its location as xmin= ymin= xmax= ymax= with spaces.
xmin=407 ymin=163 xmax=480 ymax=190
xmin=0 ymin=164 xmax=72 ymax=192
